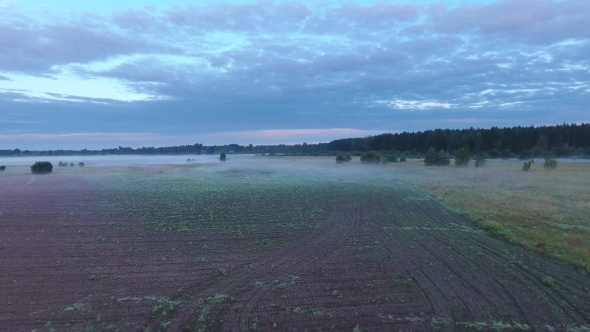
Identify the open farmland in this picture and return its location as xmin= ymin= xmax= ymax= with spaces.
xmin=1 ymin=157 xmax=590 ymax=331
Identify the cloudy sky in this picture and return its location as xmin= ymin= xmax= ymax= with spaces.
xmin=0 ymin=0 xmax=589 ymax=149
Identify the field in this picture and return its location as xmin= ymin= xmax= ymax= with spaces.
xmin=1 ymin=156 xmax=590 ymax=331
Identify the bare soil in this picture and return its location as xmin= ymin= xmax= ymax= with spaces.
xmin=1 ymin=166 xmax=589 ymax=331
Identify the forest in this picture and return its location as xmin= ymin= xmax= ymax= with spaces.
xmin=2 ymin=123 xmax=590 ymax=158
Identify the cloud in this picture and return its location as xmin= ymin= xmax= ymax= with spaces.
xmin=377 ymin=100 xmax=453 ymax=110
xmin=0 ymin=0 xmax=589 ymax=150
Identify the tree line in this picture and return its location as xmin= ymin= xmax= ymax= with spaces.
xmin=2 ymin=123 xmax=590 ymax=158
xmin=327 ymin=123 xmax=590 ymax=158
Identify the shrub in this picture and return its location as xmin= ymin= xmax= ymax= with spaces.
xmin=335 ymin=154 xmax=352 ymax=163
xmin=219 ymin=152 xmax=227 ymax=161
xmin=0 ymin=165 xmax=5 ymax=172
xmin=522 ymin=159 xmax=534 ymax=171
xmin=454 ymin=148 xmax=471 ymax=166
xmin=474 ymin=152 xmax=487 ymax=167
xmin=543 ymin=152 xmax=557 ymax=170
xmin=435 ymin=150 xmax=450 ymax=166
xmin=399 ymin=157 xmax=406 ymax=162
xmin=425 ymin=147 xmax=450 ymax=166
xmin=424 ymin=147 xmax=437 ymax=166
xmin=360 ymin=151 xmax=381 ymax=164
xmin=31 ymin=161 xmax=53 ymax=174
xmin=78 ymin=162 xmax=85 ymax=167
xmin=69 ymin=162 xmax=75 ymax=167
xmin=58 ymin=161 xmax=68 ymax=167
xmin=218 ymin=267 xmax=228 ymax=276
xmin=381 ymin=154 xmax=398 ymax=163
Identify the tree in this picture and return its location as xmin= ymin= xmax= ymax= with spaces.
xmin=219 ymin=152 xmax=227 ymax=161
xmin=424 ymin=147 xmax=437 ymax=166
xmin=360 ymin=151 xmax=381 ymax=164
xmin=78 ymin=162 xmax=85 ymax=167
xmin=0 ymin=165 xmax=5 ymax=171
xmin=543 ymin=152 xmax=557 ymax=170
xmin=31 ymin=161 xmax=53 ymax=174
xmin=455 ymin=148 xmax=470 ymax=166
xmin=435 ymin=150 xmax=450 ymax=166
xmin=335 ymin=154 xmax=352 ymax=163
xmin=381 ymin=153 xmax=398 ymax=163
xmin=522 ymin=159 xmax=534 ymax=171
xmin=474 ymin=152 xmax=487 ymax=167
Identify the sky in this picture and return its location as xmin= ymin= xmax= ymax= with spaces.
xmin=0 ymin=0 xmax=589 ymax=150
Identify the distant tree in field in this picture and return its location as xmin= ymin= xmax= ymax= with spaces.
xmin=58 ymin=161 xmax=68 ymax=167
xmin=455 ymin=148 xmax=471 ymax=166
xmin=381 ymin=153 xmax=398 ymax=163
xmin=0 ymin=165 xmax=5 ymax=171
xmin=31 ymin=161 xmax=53 ymax=174
xmin=335 ymin=154 xmax=352 ymax=163
xmin=474 ymin=152 xmax=487 ymax=167
xmin=78 ymin=162 xmax=85 ymax=167
xmin=69 ymin=162 xmax=75 ymax=167
xmin=219 ymin=152 xmax=227 ymax=161
xmin=435 ymin=150 xmax=450 ymax=166
xmin=543 ymin=152 xmax=557 ymax=170
xmin=399 ymin=157 xmax=406 ymax=162
xmin=522 ymin=159 xmax=534 ymax=171
xmin=360 ymin=151 xmax=381 ymax=164
xmin=424 ymin=147 xmax=437 ymax=166
xmin=425 ymin=147 xmax=450 ymax=166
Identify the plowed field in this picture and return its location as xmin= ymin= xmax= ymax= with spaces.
xmin=1 ymin=164 xmax=589 ymax=331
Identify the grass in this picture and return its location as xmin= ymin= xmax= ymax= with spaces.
xmin=397 ymin=159 xmax=590 ymax=274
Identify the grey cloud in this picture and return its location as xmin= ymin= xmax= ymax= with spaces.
xmin=0 ymin=24 xmax=146 ymax=73
xmin=1 ymin=0 xmax=589 ymax=138
xmin=428 ymin=0 xmax=590 ymax=44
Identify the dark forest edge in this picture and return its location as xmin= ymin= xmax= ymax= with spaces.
xmin=3 ymin=123 xmax=590 ymax=159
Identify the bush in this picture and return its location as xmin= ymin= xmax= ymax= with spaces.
xmin=543 ymin=152 xmax=557 ymax=170
xmin=335 ymin=154 xmax=352 ymax=163
xmin=381 ymin=153 xmax=398 ymax=163
xmin=454 ymin=148 xmax=470 ymax=166
xmin=474 ymin=152 xmax=487 ymax=167
xmin=69 ymin=162 xmax=75 ymax=167
xmin=400 ymin=157 xmax=406 ymax=162
xmin=360 ymin=151 xmax=381 ymax=164
xmin=0 ymin=165 xmax=5 ymax=172
xmin=31 ymin=161 xmax=53 ymax=174
xmin=435 ymin=150 xmax=450 ymax=166
xmin=425 ymin=147 xmax=450 ymax=166
xmin=78 ymin=162 xmax=85 ymax=167
xmin=219 ymin=152 xmax=227 ymax=161
xmin=424 ymin=147 xmax=437 ymax=166
xmin=522 ymin=159 xmax=534 ymax=171
xmin=58 ymin=161 xmax=68 ymax=167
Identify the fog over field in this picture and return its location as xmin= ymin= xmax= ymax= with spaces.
xmin=2 ymin=156 xmax=590 ymax=331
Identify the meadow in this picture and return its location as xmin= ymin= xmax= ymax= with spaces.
xmin=1 ymin=156 xmax=589 ymax=331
